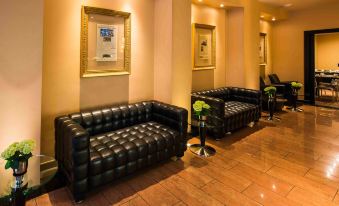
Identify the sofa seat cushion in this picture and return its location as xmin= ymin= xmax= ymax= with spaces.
xmin=224 ymin=101 xmax=257 ymax=117
xmin=88 ymin=121 xmax=179 ymax=186
xmin=224 ymin=101 xmax=259 ymax=132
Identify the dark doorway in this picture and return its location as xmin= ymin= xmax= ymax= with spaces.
xmin=304 ymin=28 xmax=339 ymax=106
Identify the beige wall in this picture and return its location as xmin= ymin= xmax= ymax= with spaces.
xmin=226 ymin=7 xmax=245 ymax=87
xmin=191 ymin=4 xmax=226 ymax=91
xmin=39 ymin=0 xmax=261 ymax=156
xmin=42 ymin=0 xmax=156 ymax=156
xmin=191 ymin=70 xmax=214 ymax=92
xmin=315 ymin=33 xmax=339 ymax=70
xmin=154 ymin=0 xmax=192 ymax=115
xmin=225 ymin=0 xmax=260 ymax=90
xmin=154 ymin=0 xmax=173 ymax=103
xmin=0 ymin=0 xmax=43 ymax=153
xmin=171 ymin=0 xmax=192 ymax=112
xmin=272 ymin=2 xmax=339 ymax=95
xmin=42 ymin=0 xmax=81 ymax=156
xmin=81 ymin=0 xmax=155 ymax=108
xmin=243 ymin=0 xmax=260 ymax=89
xmin=260 ymin=20 xmax=273 ymax=81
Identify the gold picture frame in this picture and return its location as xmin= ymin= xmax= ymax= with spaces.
xmin=259 ymin=33 xmax=267 ymax=65
xmin=192 ymin=23 xmax=216 ymax=70
xmin=81 ymin=6 xmax=131 ymax=77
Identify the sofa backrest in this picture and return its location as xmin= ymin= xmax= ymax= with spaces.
xmin=268 ymin=74 xmax=281 ymax=84
xmin=192 ymin=87 xmax=232 ymax=101
xmin=230 ymin=87 xmax=261 ymax=105
xmin=192 ymin=87 xmax=261 ymax=105
xmin=69 ymin=101 xmax=153 ymax=135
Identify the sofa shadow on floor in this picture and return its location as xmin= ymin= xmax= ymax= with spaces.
xmin=215 ymin=120 xmax=270 ymax=145
xmin=75 ymin=159 xmax=187 ymax=205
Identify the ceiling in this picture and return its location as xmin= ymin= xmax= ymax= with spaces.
xmin=191 ymin=0 xmax=242 ymax=9
xmin=258 ymin=0 xmax=339 ymax=11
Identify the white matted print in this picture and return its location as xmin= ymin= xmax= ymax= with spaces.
xmin=259 ymin=33 xmax=267 ymax=65
xmin=96 ymin=24 xmax=118 ymax=62
xmin=198 ymin=34 xmax=210 ymax=60
xmin=193 ymin=23 xmax=216 ymax=70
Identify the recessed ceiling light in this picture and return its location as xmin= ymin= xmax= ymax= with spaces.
xmin=260 ymin=15 xmax=265 ymax=18
xmin=198 ymin=0 xmax=203 ymax=2
xmin=220 ymin=3 xmax=225 ymax=8
xmin=272 ymin=17 xmax=276 ymax=21
xmin=284 ymin=3 xmax=293 ymax=7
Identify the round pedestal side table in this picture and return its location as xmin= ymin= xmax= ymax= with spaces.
xmin=0 ymin=155 xmax=58 ymax=206
xmin=189 ymin=116 xmax=216 ymax=157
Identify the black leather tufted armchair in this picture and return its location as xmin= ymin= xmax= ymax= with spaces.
xmin=55 ymin=101 xmax=188 ymax=202
xmin=268 ymin=74 xmax=297 ymax=106
xmin=191 ymin=87 xmax=262 ymax=139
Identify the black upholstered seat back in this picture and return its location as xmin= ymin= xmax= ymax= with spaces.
xmin=192 ymin=87 xmax=232 ymax=101
xmin=230 ymin=87 xmax=262 ymax=105
xmin=70 ymin=102 xmax=153 ymax=135
xmin=260 ymin=77 xmax=266 ymax=91
xmin=268 ymin=74 xmax=281 ymax=84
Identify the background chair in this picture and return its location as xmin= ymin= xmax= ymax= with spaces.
xmin=268 ymin=74 xmax=297 ymax=106
xmin=260 ymin=77 xmax=287 ymax=111
xmin=315 ymin=79 xmax=336 ymax=101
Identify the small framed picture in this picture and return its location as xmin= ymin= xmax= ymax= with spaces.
xmin=259 ymin=33 xmax=267 ymax=65
xmin=192 ymin=23 xmax=216 ymax=70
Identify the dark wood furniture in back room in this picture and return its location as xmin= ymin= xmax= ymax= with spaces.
xmin=55 ymin=101 xmax=188 ymax=202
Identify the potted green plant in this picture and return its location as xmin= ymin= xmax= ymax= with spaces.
xmin=291 ymin=82 xmax=303 ymax=92
xmin=192 ymin=100 xmax=211 ymax=121
xmin=264 ymin=86 xmax=277 ymax=120
xmin=290 ymin=82 xmax=303 ymax=111
xmin=1 ymin=140 xmax=35 ymax=177
xmin=264 ymin=86 xmax=277 ymax=99
xmin=190 ymin=100 xmax=215 ymax=157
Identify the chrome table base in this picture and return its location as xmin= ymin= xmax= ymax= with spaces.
xmin=189 ymin=116 xmax=216 ymax=157
xmin=287 ymin=107 xmax=303 ymax=112
xmin=189 ymin=144 xmax=216 ymax=157
xmin=262 ymin=115 xmax=281 ymax=121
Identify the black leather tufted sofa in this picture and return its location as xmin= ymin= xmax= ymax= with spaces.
xmin=55 ymin=101 xmax=188 ymax=202
xmin=191 ymin=87 xmax=262 ymax=139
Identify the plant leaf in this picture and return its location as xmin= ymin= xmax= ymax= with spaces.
xmin=5 ymin=161 xmax=11 ymax=170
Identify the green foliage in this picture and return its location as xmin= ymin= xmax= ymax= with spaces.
xmin=291 ymin=82 xmax=303 ymax=89
xmin=1 ymin=139 xmax=35 ymax=170
xmin=193 ymin=100 xmax=211 ymax=117
xmin=264 ymin=86 xmax=277 ymax=98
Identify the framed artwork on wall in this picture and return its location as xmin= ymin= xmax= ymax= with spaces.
xmin=192 ymin=23 xmax=216 ymax=70
xmin=259 ymin=33 xmax=267 ymax=65
xmin=81 ymin=6 xmax=131 ymax=77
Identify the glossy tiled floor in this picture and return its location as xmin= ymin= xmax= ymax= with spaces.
xmin=28 ymin=105 xmax=339 ymax=206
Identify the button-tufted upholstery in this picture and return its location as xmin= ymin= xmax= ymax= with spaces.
xmin=191 ymin=87 xmax=262 ymax=139
xmin=55 ymin=101 xmax=188 ymax=202
xmin=268 ymin=74 xmax=299 ymax=106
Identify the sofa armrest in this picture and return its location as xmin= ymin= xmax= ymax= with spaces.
xmin=151 ymin=101 xmax=188 ymax=136
xmin=55 ymin=116 xmax=89 ymax=200
xmin=191 ymin=94 xmax=225 ymax=119
xmin=191 ymin=94 xmax=225 ymax=139
xmin=271 ymin=83 xmax=286 ymax=95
